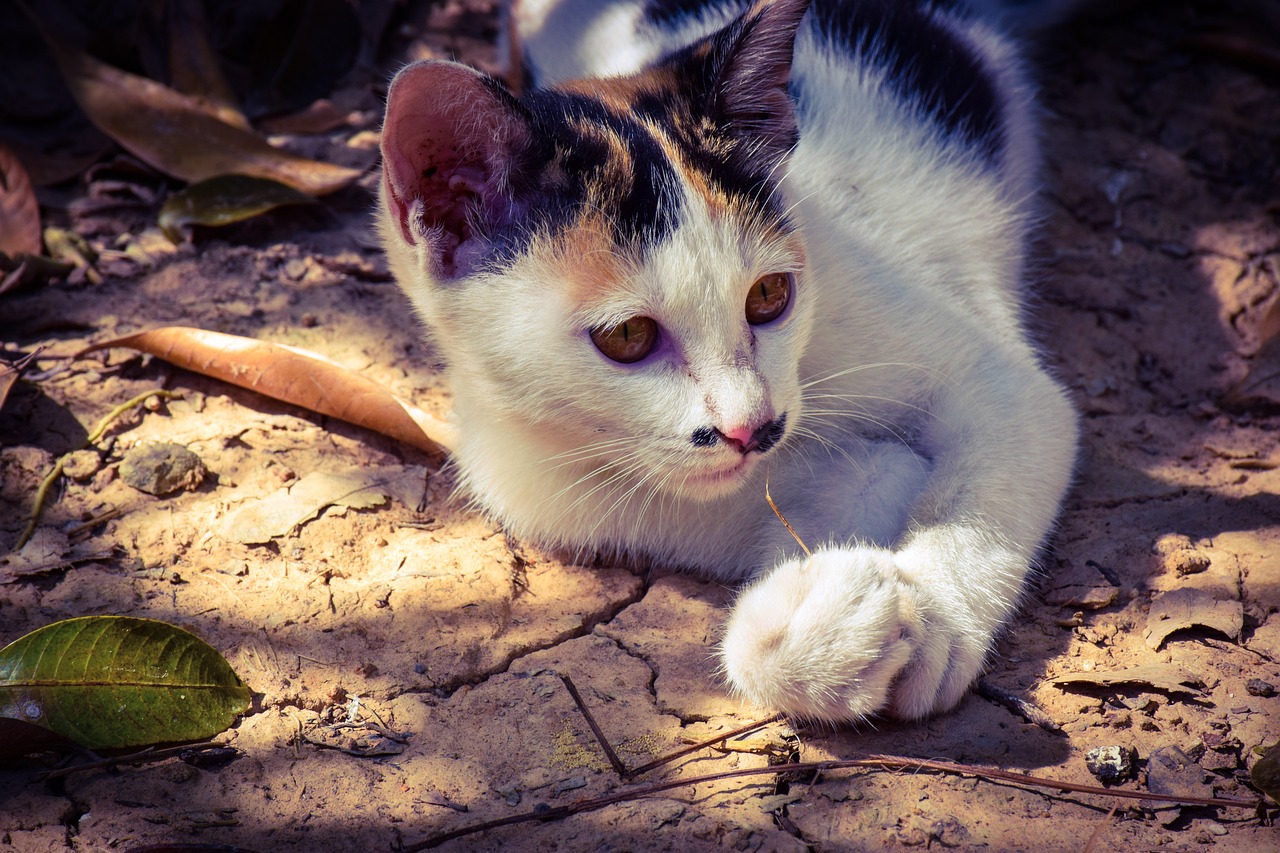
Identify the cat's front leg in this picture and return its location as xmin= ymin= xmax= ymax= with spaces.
xmin=720 ymin=545 xmax=996 ymax=722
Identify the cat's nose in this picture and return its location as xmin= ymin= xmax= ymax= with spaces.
xmin=720 ymin=425 xmax=758 ymax=450
xmin=699 ymin=414 xmax=788 ymax=454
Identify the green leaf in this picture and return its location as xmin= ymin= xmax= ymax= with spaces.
xmin=159 ymin=175 xmax=316 ymax=242
xmin=1253 ymin=741 xmax=1280 ymax=803
xmin=0 ymin=616 xmax=251 ymax=750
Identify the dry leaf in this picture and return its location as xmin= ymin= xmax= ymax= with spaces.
xmin=158 ymin=175 xmax=316 ymax=242
xmin=45 ymin=37 xmax=361 ymax=195
xmin=167 ymin=1 xmax=250 ymax=131
xmin=1052 ymin=663 xmax=1204 ymax=695
xmin=0 ymin=350 xmax=41 ymax=411
xmin=78 ymin=327 xmax=455 ymax=456
xmin=0 ymin=144 xmax=41 ymax=257
xmin=1144 ymin=587 xmax=1244 ymax=649
xmin=221 ymin=470 xmax=389 ymax=544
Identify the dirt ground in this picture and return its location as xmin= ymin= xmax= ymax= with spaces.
xmin=2 ymin=2 xmax=1279 ymax=851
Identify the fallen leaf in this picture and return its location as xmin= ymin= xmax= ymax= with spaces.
xmin=79 ymin=327 xmax=455 ymax=456
xmin=159 ymin=175 xmax=316 ymax=242
xmin=0 ymin=717 xmax=80 ymax=761
xmin=258 ymin=99 xmax=352 ymax=135
xmin=1252 ymin=741 xmax=1280 ymax=802
xmin=0 ymin=350 xmax=39 ymax=412
xmin=1144 ymin=587 xmax=1244 ymax=649
xmin=166 ymin=1 xmax=249 ymax=131
xmin=1142 ymin=745 xmax=1213 ymax=824
xmin=42 ymin=36 xmax=361 ymax=195
xmin=220 ymin=470 xmax=390 ymax=544
xmin=1052 ymin=663 xmax=1204 ymax=695
xmin=0 ymin=144 xmax=41 ymax=257
xmin=0 ymin=616 xmax=251 ymax=750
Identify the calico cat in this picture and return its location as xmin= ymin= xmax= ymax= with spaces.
xmin=377 ymin=0 xmax=1078 ymax=722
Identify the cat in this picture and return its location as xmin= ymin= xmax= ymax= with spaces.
xmin=376 ymin=0 xmax=1078 ymax=722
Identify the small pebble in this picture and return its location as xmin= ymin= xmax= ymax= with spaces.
xmin=119 ymin=442 xmax=206 ymax=496
xmin=1246 ymin=679 xmax=1275 ymax=698
xmin=1085 ymin=745 xmax=1135 ymax=783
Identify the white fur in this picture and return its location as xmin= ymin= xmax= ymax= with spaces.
xmin=381 ymin=0 xmax=1078 ymax=722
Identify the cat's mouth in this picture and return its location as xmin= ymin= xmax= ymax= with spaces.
xmin=680 ymin=455 xmax=758 ymax=497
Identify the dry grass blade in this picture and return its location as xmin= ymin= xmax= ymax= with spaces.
xmin=78 ymin=327 xmax=456 ymax=457
xmin=0 ymin=144 xmax=42 ymax=257
xmin=765 ymin=478 xmax=811 ymax=557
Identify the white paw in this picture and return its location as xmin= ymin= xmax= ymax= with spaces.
xmin=720 ymin=547 xmax=988 ymax=722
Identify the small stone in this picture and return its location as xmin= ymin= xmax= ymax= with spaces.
xmin=61 ymin=449 xmax=102 ymax=481
xmin=1163 ymin=549 xmax=1211 ymax=576
xmin=1205 ymin=823 xmax=1228 ymax=837
xmin=1246 ymin=679 xmax=1275 ymax=698
xmin=118 ymin=442 xmax=206 ymax=496
xmin=1085 ymin=745 xmax=1136 ymax=783
xmin=552 ymin=776 xmax=587 ymax=796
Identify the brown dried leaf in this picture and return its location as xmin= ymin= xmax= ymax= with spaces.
xmin=46 ymin=39 xmax=360 ymax=195
xmin=0 ymin=144 xmax=41 ymax=257
xmin=0 ymin=350 xmax=39 ymax=412
xmin=1144 ymin=587 xmax=1244 ymax=649
xmin=1052 ymin=663 xmax=1204 ymax=695
xmin=221 ymin=470 xmax=391 ymax=544
xmin=167 ymin=1 xmax=249 ymax=131
xmin=79 ymin=327 xmax=455 ymax=457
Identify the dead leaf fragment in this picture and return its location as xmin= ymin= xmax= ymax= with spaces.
xmin=79 ymin=327 xmax=455 ymax=456
xmin=45 ymin=38 xmax=360 ymax=195
xmin=0 ymin=144 xmax=41 ymax=257
xmin=1142 ymin=745 xmax=1213 ymax=824
xmin=1144 ymin=587 xmax=1244 ymax=649
xmin=1052 ymin=663 xmax=1204 ymax=695
xmin=166 ymin=0 xmax=249 ymax=130
xmin=221 ymin=470 xmax=390 ymax=544
xmin=159 ymin=175 xmax=316 ymax=242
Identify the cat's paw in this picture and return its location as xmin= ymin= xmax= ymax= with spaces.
xmin=720 ymin=548 xmax=985 ymax=722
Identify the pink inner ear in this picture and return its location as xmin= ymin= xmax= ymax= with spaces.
xmin=380 ymin=61 xmax=526 ymax=275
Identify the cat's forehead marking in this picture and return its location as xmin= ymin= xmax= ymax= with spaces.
xmin=557 ymin=68 xmax=794 ymax=243
xmin=529 ymin=86 xmax=682 ymax=248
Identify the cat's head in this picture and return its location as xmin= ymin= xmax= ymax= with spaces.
xmin=378 ymin=0 xmax=814 ymax=503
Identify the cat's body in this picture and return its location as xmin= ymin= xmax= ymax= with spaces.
xmin=378 ymin=0 xmax=1078 ymax=721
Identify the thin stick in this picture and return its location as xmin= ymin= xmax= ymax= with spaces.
xmin=764 ymin=478 xmax=810 ymax=557
xmin=624 ymin=714 xmax=783 ymax=779
xmin=1081 ymin=804 xmax=1118 ymax=853
xmin=560 ymin=674 xmax=627 ymax=779
xmin=38 ymin=741 xmax=224 ymax=780
xmin=403 ymin=754 xmax=1266 ymax=850
xmin=17 ymin=389 xmax=182 ymax=548
xmin=976 ymin=679 xmax=1062 ymax=734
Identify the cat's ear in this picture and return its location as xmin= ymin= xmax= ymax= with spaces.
xmin=704 ymin=0 xmax=809 ymax=167
xmin=380 ymin=60 xmax=534 ymax=279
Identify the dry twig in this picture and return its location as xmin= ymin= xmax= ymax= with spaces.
xmin=404 ymin=754 xmax=1265 ymax=850
xmin=559 ymin=674 xmax=628 ymax=779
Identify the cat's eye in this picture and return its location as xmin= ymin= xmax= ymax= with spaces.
xmin=745 ymin=272 xmax=792 ymax=325
xmin=591 ymin=317 xmax=659 ymax=364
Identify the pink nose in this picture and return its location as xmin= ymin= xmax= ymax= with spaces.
xmin=720 ymin=425 xmax=757 ymax=448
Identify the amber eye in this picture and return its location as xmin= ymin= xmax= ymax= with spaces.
xmin=590 ymin=316 xmax=659 ymax=364
xmin=745 ymin=272 xmax=792 ymax=325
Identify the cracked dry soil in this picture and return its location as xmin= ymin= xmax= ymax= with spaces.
xmin=2 ymin=3 xmax=1279 ymax=851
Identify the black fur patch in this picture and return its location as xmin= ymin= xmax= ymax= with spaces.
xmin=808 ymin=0 xmax=1003 ymax=154
xmin=509 ymin=89 xmax=684 ymax=250
xmin=632 ymin=40 xmax=794 ymax=228
xmin=644 ymin=0 xmax=735 ymax=26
